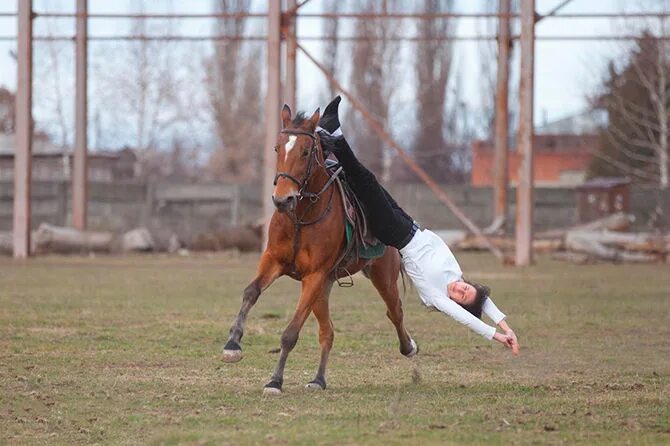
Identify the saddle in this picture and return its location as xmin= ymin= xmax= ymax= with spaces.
xmin=325 ymin=160 xmax=386 ymax=277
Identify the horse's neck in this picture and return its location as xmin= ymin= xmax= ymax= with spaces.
xmin=297 ymin=166 xmax=334 ymax=217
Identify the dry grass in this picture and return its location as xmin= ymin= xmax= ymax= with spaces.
xmin=0 ymin=253 xmax=668 ymax=445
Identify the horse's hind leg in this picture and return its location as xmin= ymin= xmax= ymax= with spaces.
xmin=222 ymin=253 xmax=283 ymax=363
xmin=306 ymin=283 xmax=334 ymax=390
xmin=264 ymin=272 xmax=328 ymax=395
xmin=369 ymin=249 xmax=418 ymax=358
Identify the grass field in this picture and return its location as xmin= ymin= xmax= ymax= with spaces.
xmin=1 ymin=252 xmax=668 ymax=445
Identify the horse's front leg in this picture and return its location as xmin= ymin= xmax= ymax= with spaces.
xmin=305 ymin=282 xmax=334 ymax=390
xmin=264 ymin=272 xmax=328 ymax=395
xmin=222 ymin=252 xmax=283 ymax=363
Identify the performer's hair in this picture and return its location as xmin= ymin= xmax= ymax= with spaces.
xmin=459 ymin=280 xmax=490 ymax=318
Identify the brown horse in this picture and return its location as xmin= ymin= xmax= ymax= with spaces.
xmin=222 ymin=105 xmax=417 ymax=395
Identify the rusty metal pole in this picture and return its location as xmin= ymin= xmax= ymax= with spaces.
xmin=492 ymin=0 xmax=511 ymax=233
xmin=284 ymin=0 xmax=297 ymax=109
xmin=13 ymin=0 xmax=33 ymax=259
xmin=72 ymin=0 xmax=88 ymax=230
xmin=515 ymin=0 xmax=535 ymax=266
xmin=263 ymin=0 xmax=282 ymax=249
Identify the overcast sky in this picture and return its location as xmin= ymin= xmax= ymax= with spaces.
xmin=0 ymin=0 xmax=665 ymax=141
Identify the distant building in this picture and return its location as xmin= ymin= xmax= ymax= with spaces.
xmin=472 ymin=134 xmax=600 ymax=187
xmin=0 ymin=133 xmax=138 ymax=182
xmin=472 ymin=110 xmax=605 ymax=188
xmin=536 ymin=109 xmax=607 ymax=135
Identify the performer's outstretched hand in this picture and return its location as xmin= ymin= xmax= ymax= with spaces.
xmin=493 ymin=329 xmax=520 ymax=356
xmin=505 ymin=328 xmax=520 ymax=356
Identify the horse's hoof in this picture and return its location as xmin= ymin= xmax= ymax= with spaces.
xmin=222 ymin=340 xmax=243 ymax=363
xmin=305 ymin=379 xmax=326 ymax=390
xmin=222 ymin=349 xmax=243 ymax=363
xmin=263 ymin=380 xmax=283 ymax=396
xmin=403 ymin=338 xmax=419 ymax=358
xmin=263 ymin=386 xmax=282 ymax=396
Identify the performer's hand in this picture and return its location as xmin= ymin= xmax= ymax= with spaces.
xmin=505 ymin=329 xmax=520 ymax=356
xmin=493 ymin=331 xmax=520 ymax=356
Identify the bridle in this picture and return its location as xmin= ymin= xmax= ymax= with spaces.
xmin=274 ymin=129 xmax=322 ymax=202
xmin=272 ymin=128 xmax=342 ymax=275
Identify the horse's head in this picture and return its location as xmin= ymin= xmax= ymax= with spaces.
xmin=272 ymin=105 xmax=321 ymax=213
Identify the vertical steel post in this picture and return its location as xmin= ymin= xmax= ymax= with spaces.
xmin=493 ymin=0 xmax=511 ymax=231
xmin=72 ymin=0 xmax=88 ymax=230
xmin=515 ymin=0 xmax=535 ymax=266
xmin=13 ymin=0 xmax=33 ymax=258
xmin=263 ymin=0 xmax=282 ymax=248
xmin=284 ymin=0 xmax=297 ymax=109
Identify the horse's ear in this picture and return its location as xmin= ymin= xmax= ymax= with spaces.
xmin=306 ymin=107 xmax=320 ymax=131
xmin=281 ymin=104 xmax=292 ymax=129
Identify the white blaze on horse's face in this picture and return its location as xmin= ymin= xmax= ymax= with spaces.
xmin=284 ymin=135 xmax=298 ymax=162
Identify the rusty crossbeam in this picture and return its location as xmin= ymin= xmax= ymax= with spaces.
xmin=4 ymin=34 xmax=670 ymax=42
xmin=33 ymin=12 xmax=267 ymax=19
xmin=537 ymin=0 xmax=575 ymax=22
xmin=296 ymin=43 xmax=507 ymax=263
xmin=292 ymin=12 xmax=670 ymax=19
xmin=15 ymin=10 xmax=670 ymax=20
xmin=283 ymin=0 xmax=315 ymax=18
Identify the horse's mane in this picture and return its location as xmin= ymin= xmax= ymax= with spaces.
xmin=291 ymin=112 xmax=307 ymax=128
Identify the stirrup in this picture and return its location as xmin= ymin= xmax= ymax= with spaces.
xmin=335 ymin=268 xmax=354 ymax=287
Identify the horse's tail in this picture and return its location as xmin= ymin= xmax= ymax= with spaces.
xmin=399 ymin=261 xmax=409 ymax=300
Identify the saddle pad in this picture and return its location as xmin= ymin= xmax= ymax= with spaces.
xmin=345 ymin=221 xmax=386 ymax=259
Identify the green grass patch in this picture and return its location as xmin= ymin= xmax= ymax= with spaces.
xmin=1 ymin=253 xmax=668 ymax=445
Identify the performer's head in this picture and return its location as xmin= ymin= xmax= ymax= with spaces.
xmin=447 ymin=280 xmax=490 ymax=318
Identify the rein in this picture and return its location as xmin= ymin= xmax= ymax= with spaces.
xmin=274 ymin=129 xmax=341 ymax=274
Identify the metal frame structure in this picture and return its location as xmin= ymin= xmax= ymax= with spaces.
xmin=5 ymin=1 xmax=669 ymax=262
xmin=72 ymin=0 xmax=87 ymax=230
xmin=12 ymin=0 xmax=32 ymax=259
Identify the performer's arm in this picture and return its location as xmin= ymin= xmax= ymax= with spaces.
xmin=482 ymin=297 xmax=506 ymax=324
xmin=427 ymin=292 xmax=497 ymax=340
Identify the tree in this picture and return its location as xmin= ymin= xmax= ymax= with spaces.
xmin=412 ymin=0 xmax=458 ymax=183
xmin=91 ymin=2 xmax=207 ymax=181
xmin=31 ymin=0 xmax=72 ymax=150
xmin=591 ymin=31 xmax=670 ymax=189
xmin=319 ymin=0 xmax=341 ymax=105
xmin=0 ymin=87 xmax=14 ymax=134
xmin=345 ymin=0 xmax=401 ymax=180
xmin=206 ymin=0 xmax=263 ymax=182
xmin=476 ymin=0 xmax=498 ymax=139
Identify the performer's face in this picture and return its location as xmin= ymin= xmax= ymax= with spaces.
xmin=447 ymin=280 xmax=476 ymax=305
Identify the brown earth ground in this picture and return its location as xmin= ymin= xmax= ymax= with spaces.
xmin=0 ymin=253 xmax=668 ymax=445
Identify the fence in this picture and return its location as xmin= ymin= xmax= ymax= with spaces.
xmin=1 ymin=181 xmax=665 ymax=242
xmin=0 ymin=181 xmax=258 ymax=242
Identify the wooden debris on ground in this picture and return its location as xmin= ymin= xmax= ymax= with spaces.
xmin=34 ymin=223 xmax=114 ymax=254
xmin=451 ymin=213 xmax=667 ymax=264
xmin=190 ymin=225 xmax=262 ymax=252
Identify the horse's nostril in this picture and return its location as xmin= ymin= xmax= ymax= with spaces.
xmin=272 ymin=194 xmax=297 ymax=212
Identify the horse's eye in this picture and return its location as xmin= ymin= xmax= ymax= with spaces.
xmin=273 ymin=145 xmax=279 ymax=153
xmin=302 ymin=148 xmax=309 ymax=157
